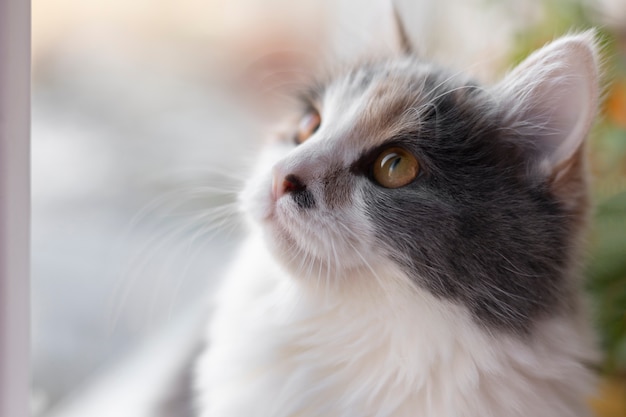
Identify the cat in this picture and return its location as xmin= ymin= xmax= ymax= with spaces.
xmin=193 ymin=18 xmax=601 ymax=417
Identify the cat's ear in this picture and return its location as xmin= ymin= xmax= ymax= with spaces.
xmin=392 ymin=4 xmax=413 ymax=55
xmin=495 ymin=31 xmax=600 ymax=180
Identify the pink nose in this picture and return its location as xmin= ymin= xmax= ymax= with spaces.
xmin=272 ymin=172 xmax=306 ymax=200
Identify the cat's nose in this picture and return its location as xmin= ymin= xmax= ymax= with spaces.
xmin=272 ymin=172 xmax=306 ymax=200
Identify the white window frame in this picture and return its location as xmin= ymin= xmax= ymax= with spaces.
xmin=0 ymin=0 xmax=30 ymax=416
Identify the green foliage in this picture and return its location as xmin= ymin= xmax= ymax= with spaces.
xmin=588 ymin=191 xmax=626 ymax=373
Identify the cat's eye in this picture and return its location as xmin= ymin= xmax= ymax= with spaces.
xmin=295 ymin=110 xmax=321 ymax=144
xmin=372 ymin=147 xmax=420 ymax=188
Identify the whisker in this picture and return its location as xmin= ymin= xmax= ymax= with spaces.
xmin=107 ymin=194 xmax=241 ymax=335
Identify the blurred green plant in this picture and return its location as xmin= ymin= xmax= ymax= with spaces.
xmin=505 ymin=0 xmax=626 ymax=376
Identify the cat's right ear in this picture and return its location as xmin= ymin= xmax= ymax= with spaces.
xmin=495 ymin=31 xmax=600 ymax=181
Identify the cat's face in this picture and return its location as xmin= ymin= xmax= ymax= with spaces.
xmin=240 ymin=34 xmax=599 ymax=334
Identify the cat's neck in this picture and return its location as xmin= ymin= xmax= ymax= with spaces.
xmin=202 ymin=234 xmax=597 ymax=417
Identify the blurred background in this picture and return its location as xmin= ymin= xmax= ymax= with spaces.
xmin=31 ymin=0 xmax=626 ymax=416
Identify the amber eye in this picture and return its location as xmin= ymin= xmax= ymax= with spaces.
xmin=372 ymin=147 xmax=420 ymax=188
xmin=295 ymin=110 xmax=321 ymax=144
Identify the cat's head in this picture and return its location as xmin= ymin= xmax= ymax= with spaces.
xmin=240 ymin=32 xmax=600 ymax=333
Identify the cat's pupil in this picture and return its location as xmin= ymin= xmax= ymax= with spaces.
xmin=389 ymin=156 xmax=401 ymax=171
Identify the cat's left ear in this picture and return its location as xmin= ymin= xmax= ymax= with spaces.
xmin=392 ymin=4 xmax=413 ymax=55
xmin=495 ymin=31 xmax=600 ymax=180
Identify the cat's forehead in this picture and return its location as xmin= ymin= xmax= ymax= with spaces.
xmin=316 ymin=58 xmax=464 ymax=150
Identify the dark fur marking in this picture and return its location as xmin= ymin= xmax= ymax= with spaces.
xmin=351 ymin=64 xmax=578 ymax=333
xmin=293 ymin=189 xmax=315 ymax=209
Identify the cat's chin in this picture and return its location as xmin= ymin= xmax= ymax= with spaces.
xmin=256 ymin=219 xmax=371 ymax=285
xmin=260 ymin=219 xmax=308 ymax=266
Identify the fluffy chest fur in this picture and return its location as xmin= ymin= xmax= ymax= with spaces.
xmin=196 ymin=236 xmax=596 ymax=417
